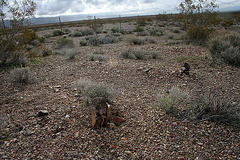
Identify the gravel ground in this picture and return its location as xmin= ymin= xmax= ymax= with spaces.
xmin=0 ymin=23 xmax=240 ymax=159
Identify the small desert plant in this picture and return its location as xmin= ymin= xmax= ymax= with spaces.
xmin=137 ymin=31 xmax=149 ymax=36
xmin=73 ymin=79 xmax=116 ymax=104
xmin=80 ymin=28 xmax=94 ymax=36
xmin=56 ymin=37 xmax=75 ymax=49
xmin=93 ymin=51 xmax=104 ymax=54
xmin=150 ymin=51 xmax=162 ymax=59
xmin=102 ymin=35 xmax=119 ymax=44
xmin=144 ymin=37 xmax=157 ymax=43
xmin=70 ymin=32 xmax=83 ymax=37
xmin=132 ymin=49 xmax=147 ymax=60
xmin=149 ymin=28 xmax=164 ymax=36
xmin=134 ymin=26 xmax=144 ymax=32
xmin=10 ymin=67 xmax=37 ymax=84
xmin=192 ymin=90 xmax=240 ymax=127
xmin=87 ymin=54 xmax=106 ymax=61
xmin=86 ymin=36 xmax=101 ymax=46
xmin=158 ymin=86 xmax=189 ymax=115
xmin=171 ymin=28 xmax=180 ymax=33
xmin=121 ymin=49 xmax=135 ymax=59
xmin=53 ymin=30 xmax=64 ymax=36
xmin=209 ymin=33 xmax=240 ymax=67
xmin=38 ymin=37 xmax=45 ymax=43
xmin=67 ymin=51 xmax=79 ymax=59
xmin=128 ymin=37 xmax=145 ymax=45
xmin=80 ymin=40 xmax=88 ymax=46
xmin=168 ymin=34 xmax=174 ymax=39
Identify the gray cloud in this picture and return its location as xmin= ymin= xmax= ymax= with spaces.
xmin=35 ymin=0 xmax=240 ymax=17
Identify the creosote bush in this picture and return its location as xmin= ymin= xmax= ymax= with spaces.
xmin=73 ymin=79 xmax=117 ymax=104
xmin=187 ymin=25 xmax=211 ymax=44
xmin=10 ymin=67 xmax=37 ymax=84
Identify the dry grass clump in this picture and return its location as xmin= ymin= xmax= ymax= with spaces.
xmin=157 ymin=86 xmax=189 ymax=115
xmin=144 ymin=37 xmax=157 ymax=43
xmin=55 ymin=48 xmax=79 ymax=59
xmin=87 ymin=54 xmax=106 ymax=62
xmin=10 ymin=67 xmax=37 ymax=84
xmin=128 ymin=37 xmax=145 ymax=45
xmin=192 ymin=90 xmax=240 ymax=127
xmin=73 ymin=79 xmax=117 ymax=104
xmin=121 ymin=48 xmax=161 ymax=60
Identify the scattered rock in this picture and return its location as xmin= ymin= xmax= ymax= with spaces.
xmin=112 ymin=116 xmax=125 ymax=126
xmin=178 ymin=157 xmax=185 ymax=160
xmin=37 ymin=110 xmax=49 ymax=117
xmin=107 ymin=122 xmax=116 ymax=129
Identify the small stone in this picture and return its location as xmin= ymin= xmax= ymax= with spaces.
xmin=65 ymin=115 xmax=70 ymax=119
xmin=74 ymin=132 xmax=79 ymax=138
xmin=38 ymin=110 xmax=48 ymax=117
xmin=178 ymin=157 xmax=185 ymax=160
xmin=112 ymin=116 xmax=125 ymax=126
xmin=125 ymin=151 xmax=131 ymax=155
xmin=107 ymin=123 xmax=115 ymax=129
xmin=121 ymin=137 xmax=127 ymax=141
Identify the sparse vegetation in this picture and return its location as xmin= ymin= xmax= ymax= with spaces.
xmin=192 ymin=90 xmax=240 ymax=127
xmin=73 ymin=79 xmax=116 ymax=104
xmin=55 ymin=37 xmax=75 ymax=49
xmin=10 ymin=67 xmax=37 ymax=84
xmin=128 ymin=37 xmax=145 ymax=45
xmin=87 ymin=54 xmax=106 ymax=61
xmin=209 ymin=32 xmax=240 ymax=67
xmin=53 ymin=30 xmax=64 ymax=36
xmin=158 ymin=86 xmax=189 ymax=115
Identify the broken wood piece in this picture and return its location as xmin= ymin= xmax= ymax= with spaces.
xmin=91 ymin=97 xmax=111 ymax=128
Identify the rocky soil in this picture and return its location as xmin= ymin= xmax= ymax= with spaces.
xmin=0 ymin=22 xmax=240 ymax=159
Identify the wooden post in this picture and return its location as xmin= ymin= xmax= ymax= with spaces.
xmin=119 ymin=15 xmax=121 ymax=30
xmin=59 ymin=17 xmax=62 ymax=31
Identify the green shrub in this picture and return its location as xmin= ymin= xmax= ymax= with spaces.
xmin=10 ymin=67 xmax=37 ymax=84
xmin=85 ymin=36 xmax=101 ymax=46
xmin=53 ymin=30 xmax=64 ymax=36
xmin=38 ymin=37 xmax=45 ymax=43
xmin=187 ymin=25 xmax=211 ymax=44
xmin=56 ymin=37 xmax=75 ymax=49
xmin=134 ymin=26 xmax=144 ymax=32
xmin=80 ymin=40 xmax=88 ymax=46
xmin=73 ymin=79 xmax=116 ymax=104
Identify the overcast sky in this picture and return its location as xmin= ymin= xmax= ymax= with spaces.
xmin=34 ymin=0 xmax=240 ymax=17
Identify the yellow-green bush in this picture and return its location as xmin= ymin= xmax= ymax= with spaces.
xmin=187 ymin=25 xmax=211 ymax=44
